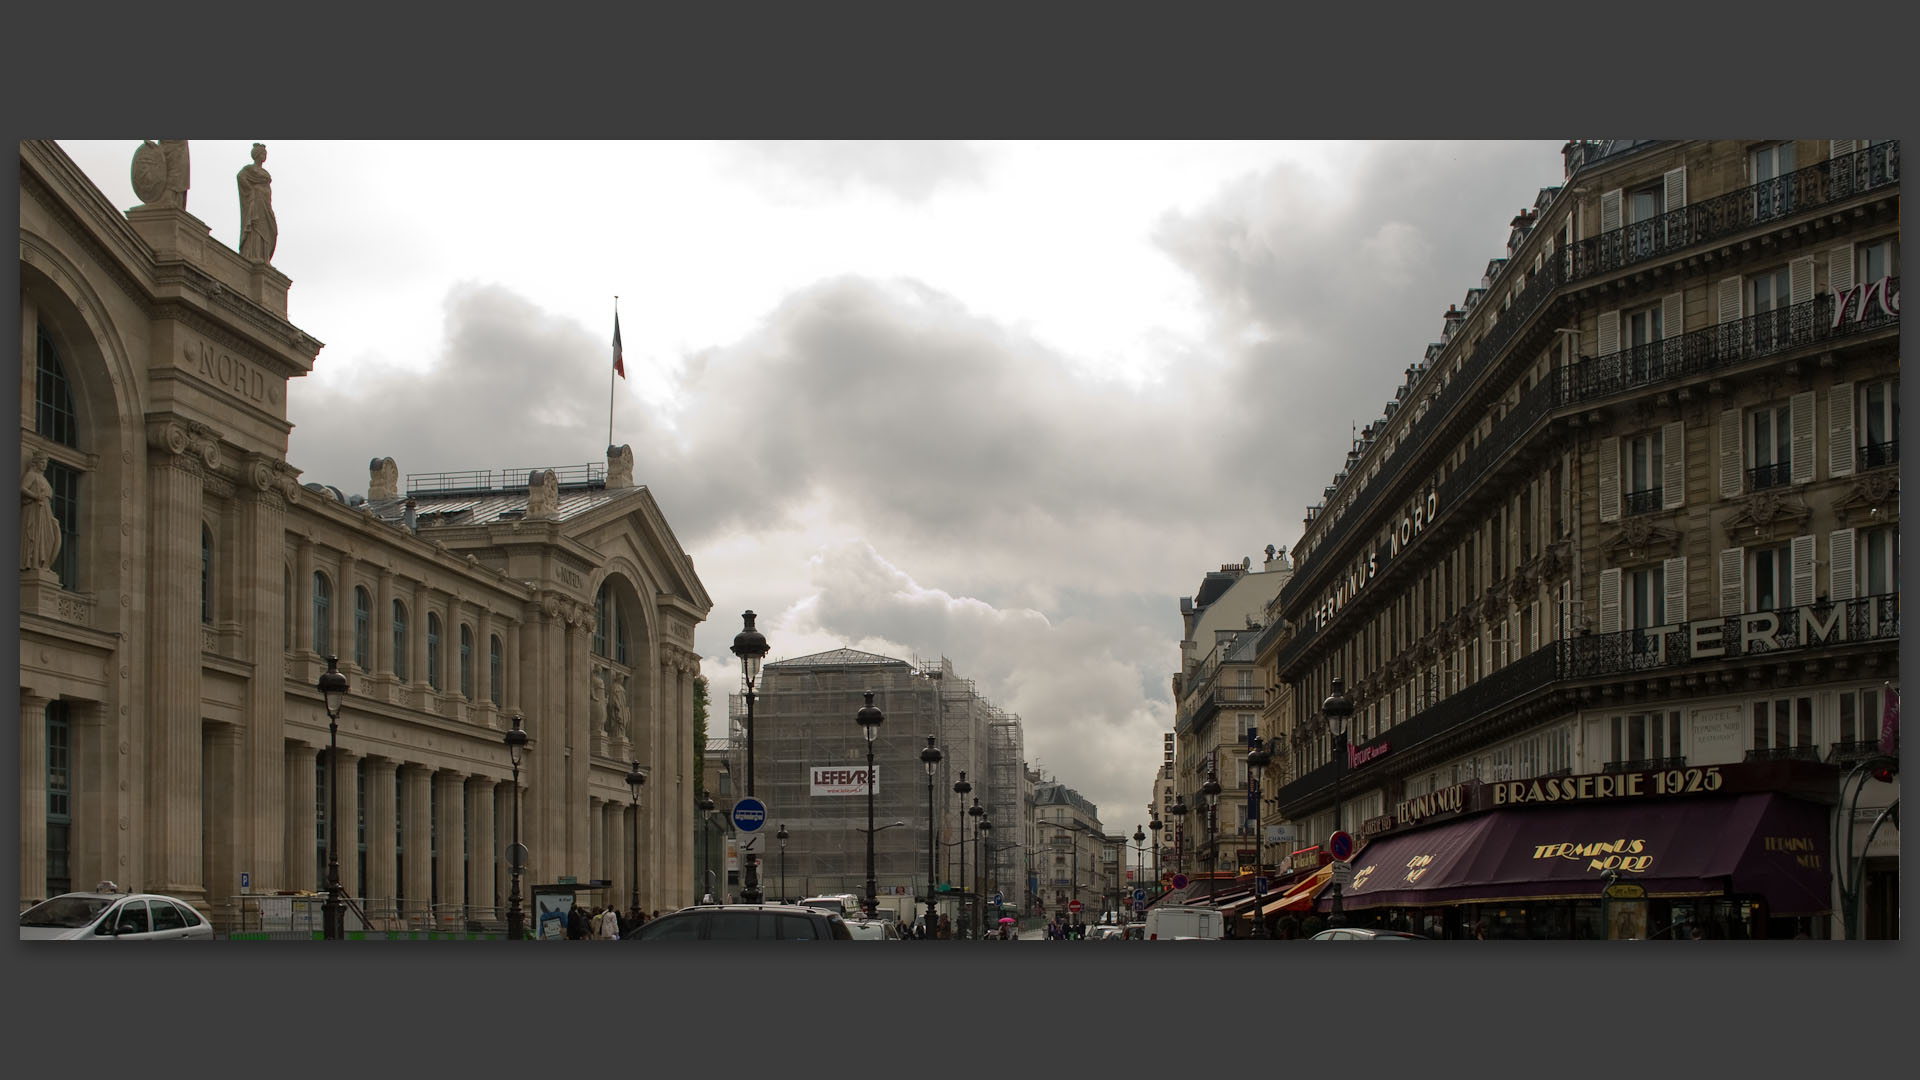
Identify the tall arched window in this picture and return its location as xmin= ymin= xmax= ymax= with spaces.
xmin=594 ymin=581 xmax=628 ymax=664
xmin=459 ymin=625 xmax=474 ymax=698
xmin=393 ymin=601 xmax=410 ymax=681
xmin=201 ymin=525 xmax=213 ymax=625
xmin=35 ymin=324 xmax=82 ymax=590
xmin=489 ymin=634 xmax=503 ymax=706
xmin=354 ymin=587 xmax=372 ymax=670
xmin=312 ymin=572 xmax=332 ymax=655
xmin=427 ymin=613 xmax=443 ymax=690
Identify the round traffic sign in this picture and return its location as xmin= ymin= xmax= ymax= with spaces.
xmin=1132 ymin=888 xmax=1146 ymax=902
xmin=1328 ymin=830 xmax=1354 ymax=861
xmin=730 ymin=796 xmax=768 ymax=833
xmin=1068 ymin=900 xmax=1083 ymax=913
xmin=1171 ymin=873 xmax=1188 ymax=890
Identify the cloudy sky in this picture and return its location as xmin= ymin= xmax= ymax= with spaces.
xmin=59 ymin=139 xmax=1569 ymax=832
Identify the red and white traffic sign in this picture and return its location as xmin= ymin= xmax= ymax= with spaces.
xmin=1328 ymin=830 xmax=1354 ymax=861
xmin=1068 ymin=900 xmax=1083 ymax=913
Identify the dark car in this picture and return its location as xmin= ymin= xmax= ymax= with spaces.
xmin=629 ymin=904 xmax=854 ymax=941
xmin=1309 ymin=928 xmax=1426 ymax=940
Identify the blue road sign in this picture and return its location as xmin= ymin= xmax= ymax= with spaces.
xmin=993 ymin=892 xmax=1003 ymax=907
xmin=1254 ymin=877 xmax=1269 ymax=896
xmin=1132 ymin=888 xmax=1146 ymax=903
xmin=731 ymin=796 xmax=768 ymax=833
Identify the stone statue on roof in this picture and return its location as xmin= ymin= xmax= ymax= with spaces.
xmin=131 ymin=140 xmax=190 ymax=210
xmin=236 ymin=142 xmax=277 ymax=263
xmin=526 ymin=468 xmax=559 ymax=518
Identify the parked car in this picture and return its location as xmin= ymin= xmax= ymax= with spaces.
xmin=628 ymin=904 xmax=853 ymax=941
xmin=1088 ymin=924 xmax=1126 ymax=941
xmin=797 ymin=894 xmax=861 ymax=917
xmin=842 ymin=918 xmax=901 ymax=941
xmin=1309 ymin=928 xmax=1426 ymax=940
xmin=1143 ymin=904 xmax=1223 ymax=940
xmin=20 ymin=886 xmax=214 ymax=941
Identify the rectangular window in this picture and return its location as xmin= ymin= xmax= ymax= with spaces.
xmin=1627 ymin=183 xmax=1662 ymax=225
xmin=1858 ymin=378 xmax=1898 ymax=470
xmin=1838 ymin=687 xmax=1884 ymax=747
xmin=1748 ymin=404 xmax=1792 ymax=490
xmin=490 ymin=635 xmax=503 ymax=706
xmin=1752 ymin=697 xmax=1815 ymax=751
xmin=1752 ymin=142 xmax=1798 ymax=220
xmin=1627 ymin=565 xmax=1665 ymax=630
xmin=1858 ymin=527 xmax=1899 ymax=596
xmin=1750 ymin=545 xmax=1791 ymax=612
xmin=354 ymin=589 xmax=371 ymax=670
xmin=1856 ymin=237 xmax=1897 ymax=285
xmin=1627 ymin=303 xmax=1662 ymax=348
xmin=46 ymin=701 xmax=71 ymax=896
xmin=1625 ymin=432 xmax=1663 ymax=513
xmin=47 ymin=461 xmax=80 ymax=590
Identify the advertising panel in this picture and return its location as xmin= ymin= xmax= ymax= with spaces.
xmin=811 ymin=765 xmax=879 ymax=796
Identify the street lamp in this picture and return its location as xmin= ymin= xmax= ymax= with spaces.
xmin=317 ymin=656 xmax=348 ymax=940
xmin=1131 ymin=825 xmax=1146 ymax=919
xmin=1168 ymin=795 xmax=1188 ymax=880
xmin=696 ymin=792 xmax=720 ymax=901
xmin=624 ymin=760 xmax=645 ymax=916
xmin=952 ymin=770 xmax=972 ymax=923
xmin=504 ymin=714 xmax=531 ymax=940
xmin=776 ymin=824 xmax=789 ymax=903
xmin=920 ymin=734 xmax=943 ymax=935
xmin=855 ymin=690 xmax=885 ymax=919
xmin=1323 ymin=677 xmax=1354 ymax=928
xmin=975 ymin=814 xmax=993 ymax=940
xmin=1200 ymin=763 xmax=1221 ymax=900
xmin=1148 ymin=810 xmax=1163 ymax=896
xmin=966 ymin=795 xmax=984 ymax=935
xmin=730 ymin=611 xmax=769 ymax=904
xmin=1245 ymin=737 xmax=1272 ymax=939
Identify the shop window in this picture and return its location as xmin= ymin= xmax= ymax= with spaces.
xmin=1836 ymin=687 xmax=1886 ymax=748
xmin=1611 ymin=711 xmax=1681 ymax=766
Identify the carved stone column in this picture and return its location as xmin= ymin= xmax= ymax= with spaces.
xmin=604 ymin=800 xmax=626 ymax=912
xmin=332 ymin=748 xmax=360 ymax=900
xmin=284 ymin=739 xmax=318 ymax=893
xmin=240 ymin=456 xmax=292 ymax=893
xmin=144 ymin=419 xmax=211 ymax=902
xmin=202 ymin=721 xmax=242 ymax=931
xmin=565 ymin=599 xmax=593 ymax=878
xmin=589 ymin=795 xmax=605 ymax=887
xmin=19 ymin=693 xmax=51 ymax=903
xmin=375 ymin=569 xmax=395 ymax=697
xmin=466 ymin=775 xmax=496 ymax=923
xmin=475 ymin=609 xmax=496 ymax=726
xmin=401 ymin=763 xmax=432 ymax=927
xmin=411 ymin=579 xmax=431 ymax=696
xmin=434 ymin=770 xmax=466 ymax=927
xmin=493 ymin=778 xmax=513 ymax=922
xmin=365 ymin=757 xmax=398 ymax=924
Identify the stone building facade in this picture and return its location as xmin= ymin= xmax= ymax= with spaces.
xmin=18 ymin=139 xmax=711 ymax=930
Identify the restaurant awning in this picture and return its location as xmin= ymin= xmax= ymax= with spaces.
xmin=1243 ymin=865 xmax=1333 ymax=918
xmin=1320 ymin=792 xmax=1833 ymax=915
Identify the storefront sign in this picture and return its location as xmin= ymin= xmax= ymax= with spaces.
xmin=1531 ymin=837 xmax=1653 ymax=873
xmin=1761 ymin=835 xmax=1823 ymax=871
xmin=1310 ymin=488 xmax=1445 ymax=631
xmin=1290 ymin=846 xmax=1328 ymax=872
xmin=1490 ymin=766 xmax=1724 ymax=808
xmin=810 ymin=766 xmax=878 ymax=796
xmin=1831 ymin=275 xmax=1899 ymax=329
xmin=1349 ymin=739 xmax=1390 ymax=768
xmin=1632 ymin=604 xmax=1890 ymax=665
xmin=1359 ymin=815 xmax=1396 ymax=840
xmin=1397 ymin=782 xmax=1473 ymax=827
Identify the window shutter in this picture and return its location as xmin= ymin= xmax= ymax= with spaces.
xmin=1529 ymin=601 xmax=1541 ymax=651
xmin=1663 ymin=167 xmax=1687 ymax=211
xmin=1828 ymin=381 xmax=1856 ymax=478
xmin=1789 ymin=257 xmax=1815 ymax=305
xmin=1664 ymin=556 xmax=1688 ymax=624
xmin=1830 ymin=140 xmax=1858 ymax=159
xmin=1598 ymin=568 xmax=1622 ymax=634
xmin=1717 ymin=276 xmax=1744 ymax=323
xmin=1719 ymin=548 xmax=1745 ymax=617
xmin=1662 ymin=293 xmax=1683 ymax=338
xmin=1829 ymin=245 xmax=1855 ymax=295
xmin=1600 ymin=189 xmax=1622 ymax=233
xmin=1791 ymin=534 xmax=1816 ymax=607
xmin=1790 ymin=390 xmax=1816 ymax=485
xmin=1597 ymin=310 xmax=1620 ymax=356
xmin=1718 ymin=408 xmax=1744 ymax=497
xmin=1598 ymin=436 xmax=1621 ymax=522
xmin=1829 ymin=528 xmax=1857 ymax=601
xmin=1662 ymin=422 xmax=1685 ymax=509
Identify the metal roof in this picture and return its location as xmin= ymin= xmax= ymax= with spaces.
xmin=766 ymin=648 xmax=909 ymax=670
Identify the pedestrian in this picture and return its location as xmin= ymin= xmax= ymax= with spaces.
xmin=567 ymin=904 xmax=589 ymax=940
xmin=937 ymin=914 xmax=951 ymax=940
xmin=599 ymin=905 xmax=620 ymax=940
xmin=1472 ymin=920 xmax=1488 ymax=941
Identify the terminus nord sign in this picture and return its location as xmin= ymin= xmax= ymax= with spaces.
xmin=1575 ymin=597 xmax=1897 ymax=674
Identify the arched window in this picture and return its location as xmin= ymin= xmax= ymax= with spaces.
xmin=393 ymin=601 xmax=409 ymax=681
xmin=427 ymin=612 xmax=443 ymax=690
xmin=201 ymin=525 xmax=213 ymax=625
xmin=35 ymin=324 xmax=82 ymax=590
xmin=595 ymin=581 xmax=629 ymax=664
xmin=312 ymin=572 xmax=332 ymax=655
xmin=459 ymin=625 xmax=474 ymax=698
xmin=489 ymin=634 xmax=503 ymax=706
xmin=354 ymin=587 xmax=372 ymax=670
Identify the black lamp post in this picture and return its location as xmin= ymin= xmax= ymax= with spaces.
xmin=1131 ymin=825 xmax=1146 ymax=918
xmin=730 ymin=611 xmax=769 ymax=904
xmin=1148 ymin=810 xmax=1163 ymax=896
xmin=1246 ymin=737 xmax=1272 ymax=939
xmin=966 ymin=795 xmax=984 ymax=935
xmin=975 ymin=815 xmax=993 ymax=940
xmin=1201 ymin=763 xmax=1221 ymax=900
xmin=776 ymin=824 xmax=789 ymax=903
xmin=855 ymin=690 xmax=885 ymax=919
xmin=696 ymin=792 xmax=718 ymax=901
xmin=920 ymin=735 xmax=943 ymax=935
xmin=504 ymin=714 xmax=531 ymax=940
xmin=317 ymin=656 xmax=348 ymax=940
xmin=1323 ymin=677 xmax=1354 ymax=928
xmin=1168 ymin=795 xmax=1188 ymax=881
xmin=624 ymin=760 xmax=645 ymax=915
xmin=953 ymin=771 xmax=972 ymax=932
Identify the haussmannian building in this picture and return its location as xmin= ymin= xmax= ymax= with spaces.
xmin=1253 ymin=138 xmax=1898 ymax=941
xmin=18 ymin=139 xmax=712 ymax=931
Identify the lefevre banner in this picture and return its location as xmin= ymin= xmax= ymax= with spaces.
xmin=811 ymin=766 xmax=879 ymax=796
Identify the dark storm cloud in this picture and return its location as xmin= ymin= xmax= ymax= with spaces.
xmin=729 ymin=140 xmax=990 ymax=203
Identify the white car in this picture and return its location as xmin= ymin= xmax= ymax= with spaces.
xmin=20 ymin=887 xmax=213 ymax=941
xmin=842 ymin=918 xmax=902 ymax=941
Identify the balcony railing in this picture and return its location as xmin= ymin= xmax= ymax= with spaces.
xmin=1859 ymin=440 xmax=1898 ymax=471
xmin=1624 ymin=486 xmax=1663 ymax=514
xmin=1215 ymin=687 xmax=1263 ymax=707
xmin=1747 ymin=462 xmax=1793 ymax=491
xmin=1744 ymin=745 xmax=1823 ymax=763
xmin=1603 ymin=756 xmax=1686 ymax=774
xmin=1568 ymin=143 xmax=1900 ymax=282
xmin=1827 ymin=739 xmax=1886 ymax=764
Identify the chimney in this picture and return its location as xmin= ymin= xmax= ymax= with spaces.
xmin=402 ymin=497 xmax=418 ymax=534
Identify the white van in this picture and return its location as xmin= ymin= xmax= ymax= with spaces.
xmin=1143 ymin=904 xmax=1223 ymax=940
xmin=798 ymin=893 xmax=862 ymax=917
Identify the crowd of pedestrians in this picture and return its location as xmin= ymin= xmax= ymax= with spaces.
xmin=563 ymin=903 xmax=661 ymax=940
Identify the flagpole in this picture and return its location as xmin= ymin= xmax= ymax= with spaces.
xmin=609 ymin=296 xmax=619 ymax=453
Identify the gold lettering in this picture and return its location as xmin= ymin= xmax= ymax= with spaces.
xmin=1625 ymin=773 xmax=1643 ymax=797
xmin=1527 ymin=780 xmax=1546 ymax=802
xmin=1596 ymin=775 xmax=1615 ymax=798
xmin=1578 ymin=776 xmax=1594 ymax=800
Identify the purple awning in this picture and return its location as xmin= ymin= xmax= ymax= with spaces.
xmin=1328 ymin=793 xmax=1832 ymax=916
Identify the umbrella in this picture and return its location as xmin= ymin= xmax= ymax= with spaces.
xmin=998 ymin=917 xmax=1016 ymax=924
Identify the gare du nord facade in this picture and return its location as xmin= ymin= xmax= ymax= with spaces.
xmin=1247 ymin=139 xmax=1899 ymax=941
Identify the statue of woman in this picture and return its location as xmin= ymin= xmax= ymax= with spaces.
xmin=236 ymin=142 xmax=277 ymax=263
xmin=607 ymin=674 xmax=629 ymax=742
xmin=21 ymin=451 xmax=63 ymax=574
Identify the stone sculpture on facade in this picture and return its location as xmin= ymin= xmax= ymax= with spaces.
xmin=236 ymin=142 xmax=277 ymax=263
xmin=21 ymin=451 xmax=63 ymax=574
xmin=607 ymin=443 xmax=634 ymax=489
xmin=607 ymin=674 xmax=629 ymax=743
xmin=526 ymin=469 xmax=559 ymax=518
xmin=131 ymin=139 xmax=191 ymax=210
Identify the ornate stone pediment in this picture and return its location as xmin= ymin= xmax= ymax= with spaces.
xmin=1833 ymin=470 xmax=1900 ymax=525
xmin=1602 ymin=516 xmax=1682 ymax=561
xmin=1721 ymin=489 xmax=1813 ymax=540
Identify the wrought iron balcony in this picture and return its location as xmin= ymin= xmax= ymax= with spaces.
xmin=1568 ymin=143 xmax=1900 ymax=283
xmin=1557 ymin=596 xmax=1899 ymax=679
xmin=1859 ymin=440 xmax=1898 ymax=471
xmin=1214 ymin=687 xmax=1264 ymax=707
xmin=1743 ymin=745 xmax=1823 ymax=763
xmin=1747 ymin=462 xmax=1793 ymax=491
xmin=1603 ymin=756 xmax=1687 ymax=774
xmin=1827 ymin=739 xmax=1886 ymax=764
xmin=1624 ymin=487 xmax=1663 ymax=514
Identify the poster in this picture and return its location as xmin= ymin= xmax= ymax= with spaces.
xmin=533 ymin=886 xmax=576 ymax=941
